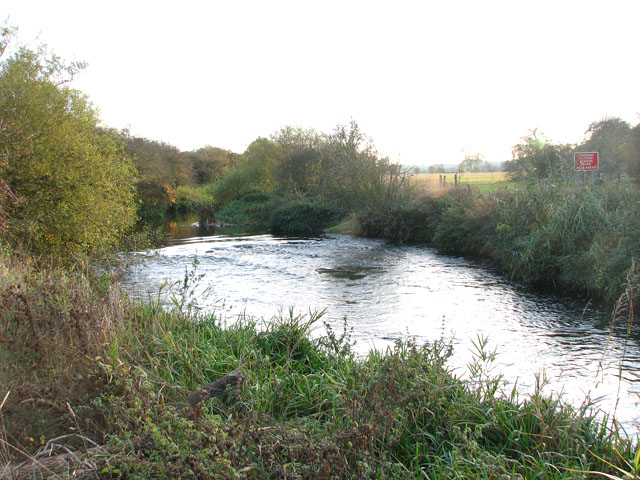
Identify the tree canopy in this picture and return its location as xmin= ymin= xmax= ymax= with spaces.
xmin=0 ymin=27 xmax=136 ymax=255
xmin=504 ymin=130 xmax=574 ymax=180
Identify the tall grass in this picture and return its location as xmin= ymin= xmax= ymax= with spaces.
xmin=491 ymin=179 xmax=640 ymax=301
xmin=1 ymin=248 xmax=638 ymax=478
xmin=360 ymin=177 xmax=640 ymax=303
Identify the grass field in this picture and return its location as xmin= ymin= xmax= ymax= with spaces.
xmin=411 ymin=171 xmax=514 ymax=193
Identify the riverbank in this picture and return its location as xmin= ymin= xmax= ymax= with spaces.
xmin=179 ymin=174 xmax=640 ymax=307
xmin=1 ymin=248 xmax=638 ymax=479
xmin=356 ymin=178 xmax=640 ymax=306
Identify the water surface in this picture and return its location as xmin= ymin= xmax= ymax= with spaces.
xmin=123 ymin=221 xmax=640 ymax=435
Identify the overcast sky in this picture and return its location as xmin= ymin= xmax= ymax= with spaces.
xmin=3 ymin=0 xmax=639 ymax=165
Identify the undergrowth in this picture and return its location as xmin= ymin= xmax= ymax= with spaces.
xmin=359 ymin=178 xmax=640 ymax=304
xmin=1 ymin=247 xmax=639 ymax=479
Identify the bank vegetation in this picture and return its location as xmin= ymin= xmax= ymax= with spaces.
xmin=1 ymin=23 xmax=640 ymax=479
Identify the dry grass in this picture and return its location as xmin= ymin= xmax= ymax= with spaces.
xmin=410 ymin=172 xmax=513 ymax=194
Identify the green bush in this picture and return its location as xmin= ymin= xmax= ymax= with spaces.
xmin=268 ymin=201 xmax=340 ymax=236
xmin=173 ymin=185 xmax=212 ymax=213
xmin=216 ymin=191 xmax=278 ymax=225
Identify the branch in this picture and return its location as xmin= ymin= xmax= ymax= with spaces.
xmin=177 ymin=368 xmax=244 ymax=411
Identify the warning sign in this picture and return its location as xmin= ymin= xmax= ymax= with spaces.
xmin=574 ymin=152 xmax=599 ymax=171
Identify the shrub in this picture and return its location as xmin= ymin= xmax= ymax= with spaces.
xmin=216 ymin=191 xmax=278 ymax=225
xmin=268 ymin=201 xmax=340 ymax=236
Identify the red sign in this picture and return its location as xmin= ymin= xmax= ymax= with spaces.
xmin=574 ymin=152 xmax=599 ymax=171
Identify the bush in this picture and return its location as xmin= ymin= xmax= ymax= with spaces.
xmin=268 ymin=201 xmax=341 ymax=236
xmin=491 ymin=179 xmax=640 ymax=299
xmin=2 ymin=252 xmax=637 ymax=478
xmin=216 ymin=191 xmax=278 ymax=225
xmin=0 ymin=40 xmax=136 ymax=256
xmin=173 ymin=185 xmax=212 ymax=213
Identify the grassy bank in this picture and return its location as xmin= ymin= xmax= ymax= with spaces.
xmin=1 ymin=249 xmax=638 ymax=479
xmin=358 ymin=178 xmax=640 ymax=304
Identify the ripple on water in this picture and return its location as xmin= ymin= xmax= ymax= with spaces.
xmin=122 ymin=233 xmax=640 ymax=435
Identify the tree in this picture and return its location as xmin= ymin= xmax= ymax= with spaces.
xmin=579 ymin=116 xmax=631 ymax=177
xmin=458 ymin=153 xmax=485 ymax=173
xmin=187 ymin=145 xmax=239 ymax=184
xmin=0 ymin=28 xmax=136 ymax=255
xmin=622 ymin=122 xmax=640 ymax=182
xmin=270 ymin=126 xmax=323 ymax=194
xmin=123 ymin=135 xmax=194 ymax=218
xmin=318 ymin=120 xmax=405 ymax=213
xmin=428 ymin=164 xmax=445 ymax=173
xmin=504 ymin=130 xmax=573 ymax=180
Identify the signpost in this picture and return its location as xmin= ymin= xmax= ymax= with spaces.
xmin=574 ymin=152 xmax=599 ymax=171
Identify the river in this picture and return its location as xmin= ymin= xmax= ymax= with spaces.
xmin=123 ymin=215 xmax=640 ymax=436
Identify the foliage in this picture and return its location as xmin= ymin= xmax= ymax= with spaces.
xmin=2 ymin=253 xmax=637 ymax=478
xmin=317 ymin=120 xmax=405 ymax=213
xmin=622 ymin=122 xmax=640 ymax=182
xmin=358 ymin=188 xmax=499 ymax=253
xmin=504 ymin=130 xmax=574 ymax=180
xmin=197 ymin=121 xmax=409 ymax=233
xmin=492 ymin=179 xmax=640 ymax=300
xmin=428 ymin=163 xmax=446 ymax=173
xmin=580 ymin=116 xmax=631 ymax=177
xmin=0 ymin=31 xmax=136 ymax=256
xmin=0 ymin=247 xmax=128 ymax=443
xmin=204 ymin=138 xmax=279 ymax=214
xmin=186 ymin=145 xmax=240 ymax=184
xmin=459 ymin=152 xmax=486 ymax=173
xmin=123 ymin=135 xmax=191 ymax=219
xmin=216 ymin=190 xmax=278 ymax=225
xmin=364 ymin=177 xmax=640 ymax=302
xmin=172 ymin=184 xmax=212 ymax=213
xmin=268 ymin=200 xmax=341 ymax=236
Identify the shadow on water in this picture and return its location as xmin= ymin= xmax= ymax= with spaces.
xmin=122 ymin=229 xmax=640 ymax=435
xmin=162 ymin=212 xmax=267 ymax=241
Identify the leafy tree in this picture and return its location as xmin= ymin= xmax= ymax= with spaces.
xmin=318 ymin=120 xmax=406 ymax=214
xmin=275 ymin=147 xmax=322 ymax=194
xmin=428 ymin=164 xmax=445 ymax=173
xmin=125 ymin=136 xmax=193 ymax=188
xmin=187 ymin=145 xmax=240 ymax=184
xmin=504 ymin=130 xmax=574 ymax=180
xmin=270 ymin=126 xmax=323 ymax=194
xmin=622 ymin=122 xmax=640 ymax=182
xmin=459 ymin=153 xmax=485 ymax=173
xmin=123 ymin=135 xmax=195 ymax=218
xmin=0 ymin=28 xmax=136 ymax=255
xmin=206 ymin=137 xmax=279 ymax=210
xmin=270 ymin=125 xmax=322 ymax=151
xmin=579 ymin=116 xmax=631 ymax=177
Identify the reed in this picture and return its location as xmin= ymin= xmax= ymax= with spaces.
xmin=1 ymin=247 xmax=637 ymax=478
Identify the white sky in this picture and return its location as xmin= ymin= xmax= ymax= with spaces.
xmin=3 ymin=0 xmax=639 ymax=165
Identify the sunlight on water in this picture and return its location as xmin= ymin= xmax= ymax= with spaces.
xmin=123 ymin=231 xmax=640 ymax=435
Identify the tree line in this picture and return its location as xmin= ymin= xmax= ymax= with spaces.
xmin=2 ymin=22 xmax=639 ymax=262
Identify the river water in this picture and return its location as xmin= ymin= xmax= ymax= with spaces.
xmin=123 ymin=217 xmax=640 ymax=436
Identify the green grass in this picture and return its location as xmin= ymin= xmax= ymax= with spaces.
xmin=1 ymin=250 xmax=638 ymax=479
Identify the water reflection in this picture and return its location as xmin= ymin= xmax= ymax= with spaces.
xmin=122 ymin=231 xmax=640 ymax=435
